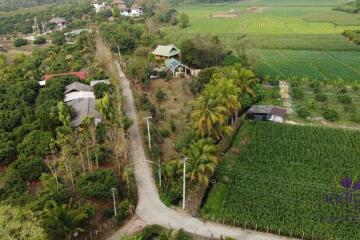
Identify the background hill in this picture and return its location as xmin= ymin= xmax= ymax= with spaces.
xmin=0 ymin=0 xmax=82 ymax=11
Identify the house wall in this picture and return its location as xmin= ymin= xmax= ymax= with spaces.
xmin=269 ymin=115 xmax=284 ymax=123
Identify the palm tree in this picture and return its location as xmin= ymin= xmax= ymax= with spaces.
xmin=187 ymin=138 xmax=218 ymax=185
xmin=43 ymin=201 xmax=88 ymax=240
xmin=191 ymin=93 xmax=231 ymax=140
xmin=208 ymin=77 xmax=240 ymax=122
xmin=213 ymin=64 xmax=256 ymax=97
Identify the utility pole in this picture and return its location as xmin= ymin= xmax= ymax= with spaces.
xmin=158 ymin=159 xmax=162 ymax=187
xmin=112 ymin=187 xmax=117 ymax=216
xmin=144 ymin=117 xmax=152 ymax=150
xmin=182 ymin=157 xmax=188 ymax=210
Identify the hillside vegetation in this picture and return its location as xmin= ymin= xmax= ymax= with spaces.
xmin=0 ymin=0 xmax=75 ymax=11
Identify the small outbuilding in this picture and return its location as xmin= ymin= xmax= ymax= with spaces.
xmin=165 ymin=58 xmax=191 ymax=77
xmin=152 ymin=44 xmax=180 ymax=60
xmin=49 ymin=17 xmax=67 ymax=30
xmin=247 ymin=105 xmax=287 ymax=123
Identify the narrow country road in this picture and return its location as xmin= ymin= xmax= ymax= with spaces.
xmin=108 ymin=60 xmax=297 ymax=240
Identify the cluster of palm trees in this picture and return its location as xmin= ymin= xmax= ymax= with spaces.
xmin=191 ymin=64 xmax=256 ymax=141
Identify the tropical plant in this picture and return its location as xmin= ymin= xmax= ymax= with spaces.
xmin=191 ymin=93 xmax=232 ymax=140
xmin=186 ymin=138 xmax=218 ymax=185
xmin=43 ymin=201 xmax=88 ymax=240
xmin=0 ymin=205 xmax=46 ymax=240
xmin=96 ymin=93 xmax=116 ymax=122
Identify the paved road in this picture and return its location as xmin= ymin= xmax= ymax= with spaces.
xmin=109 ymin=61 xmax=297 ymax=240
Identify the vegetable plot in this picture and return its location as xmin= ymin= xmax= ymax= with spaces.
xmin=202 ymin=121 xmax=360 ymax=240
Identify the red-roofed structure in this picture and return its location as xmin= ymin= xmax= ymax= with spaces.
xmin=43 ymin=71 xmax=86 ymax=81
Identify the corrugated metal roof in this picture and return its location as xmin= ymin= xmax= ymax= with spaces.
xmin=49 ymin=17 xmax=66 ymax=24
xmin=152 ymin=45 xmax=180 ymax=57
xmin=65 ymin=82 xmax=91 ymax=94
xmin=64 ymin=91 xmax=95 ymax=102
xmin=90 ymin=79 xmax=110 ymax=87
xmin=248 ymin=105 xmax=287 ymax=117
xmin=66 ymin=98 xmax=101 ymax=127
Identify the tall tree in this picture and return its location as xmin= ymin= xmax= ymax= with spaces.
xmin=191 ymin=93 xmax=231 ymax=140
xmin=43 ymin=201 xmax=87 ymax=240
xmin=187 ymin=138 xmax=218 ymax=185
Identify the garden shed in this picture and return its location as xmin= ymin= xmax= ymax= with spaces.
xmin=247 ymin=105 xmax=287 ymax=123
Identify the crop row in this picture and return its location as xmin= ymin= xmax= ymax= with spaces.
xmin=202 ymin=121 xmax=360 ymax=240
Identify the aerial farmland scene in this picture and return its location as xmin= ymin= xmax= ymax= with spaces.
xmin=0 ymin=0 xmax=359 ymax=239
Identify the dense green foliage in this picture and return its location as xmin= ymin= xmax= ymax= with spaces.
xmin=342 ymin=30 xmax=360 ymax=45
xmin=180 ymin=35 xmax=227 ymax=68
xmin=0 ymin=0 xmax=70 ymax=11
xmin=77 ymin=169 xmax=119 ymax=199
xmin=13 ymin=38 xmax=28 ymax=47
xmin=334 ymin=0 xmax=360 ymax=13
xmin=0 ymin=1 xmax=93 ymax=34
xmin=0 ymin=204 xmax=47 ymax=240
xmin=203 ymin=121 xmax=360 ymax=240
xmin=99 ymin=22 xmax=144 ymax=54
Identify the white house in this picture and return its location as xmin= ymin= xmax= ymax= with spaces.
xmin=112 ymin=0 xmax=143 ymax=17
xmin=93 ymin=1 xmax=106 ymax=13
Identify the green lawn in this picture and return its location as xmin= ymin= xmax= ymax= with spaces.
xmin=171 ymin=0 xmax=360 ymax=81
xmin=202 ymin=121 xmax=360 ymax=240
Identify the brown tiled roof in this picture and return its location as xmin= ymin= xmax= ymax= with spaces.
xmin=271 ymin=106 xmax=287 ymax=117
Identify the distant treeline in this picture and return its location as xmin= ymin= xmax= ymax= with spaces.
xmin=0 ymin=0 xmax=81 ymax=11
xmin=167 ymin=0 xmax=237 ymax=6
xmin=334 ymin=0 xmax=360 ymax=13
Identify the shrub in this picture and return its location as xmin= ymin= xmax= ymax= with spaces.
xmin=297 ymin=107 xmax=310 ymax=118
xmin=271 ymin=89 xmax=280 ymax=99
xmin=315 ymin=93 xmax=327 ymax=102
xmin=96 ymin=123 xmax=106 ymax=143
xmin=89 ymin=144 xmax=112 ymax=164
xmin=344 ymin=104 xmax=356 ymax=113
xmin=115 ymin=200 xmax=133 ymax=225
xmin=13 ymin=38 xmax=27 ymax=47
xmin=8 ymin=156 xmax=47 ymax=182
xmin=308 ymin=81 xmax=320 ymax=88
xmin=51 ymin=32 xmax=66 ymax=46
xmin=0 ymin=131 xmax=16 ymax=164
xmin=33 ymin=36 xmax=46 ymax=44
xmin=351 ymin=113 xmax=360 ymax=123
xmin=77 ymin=169 xmax=119 ymax=199
xmin=93 ymin=83 xmax=111 ymax=99
xmin=17 ymin=130 xmax=54 ymax=157
xmin=337 ymin=94 xmax=352 ymax=104
xmin=323 ymin=109 xmax=339 ymax=121
xmin=155 ymin=89 xmax=167 ymax=102
xmin=169 ymin=119 xmax=176 ymax=132
xmin=292 ymin=88 xmax=304 ymax=101
xmin=160 ymin=128 xmax=171 ymax=138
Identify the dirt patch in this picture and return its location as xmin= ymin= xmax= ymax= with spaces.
xmin=146 ymin=78 xmax=194 ymax=161
xmin=279 ymin=81 xmax=293 ymax=114
xmin=211 ymin=6 xmax=270 ymax=18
